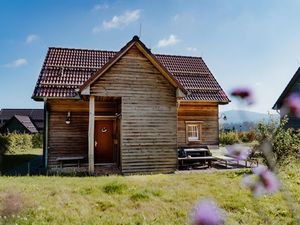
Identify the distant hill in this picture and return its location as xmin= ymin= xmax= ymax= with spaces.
xmin=219 ymin=110 xmax=279 ymax=131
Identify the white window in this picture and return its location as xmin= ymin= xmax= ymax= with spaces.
xmin=187 ymin=125 xmax=199 ymax=141
xmin=185 ymin=121 xmax=202 ymax=143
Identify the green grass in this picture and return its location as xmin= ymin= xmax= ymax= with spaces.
xmin=0 ymin=161 xmax=299 ymax=225
xmin=0 ymin=148 xmax=42 ymax=172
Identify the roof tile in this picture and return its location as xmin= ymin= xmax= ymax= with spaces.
xmin=33 ymin=47 xmax=229 ymax=103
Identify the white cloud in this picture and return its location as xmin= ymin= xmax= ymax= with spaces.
xmin=2 ymin=58 xmax=28 ymax=68
xmin=92 ymin=3 xmax=109 ymax=11
xmin=157 ymin=35 xmax=180 ymax=48
xmin=186 ymin=47 xmax=197 ymax=52
xmin=26 ymin=34 xmax=39 ymax=44
xmin=93 ymin=9 xmax=140 ymax=32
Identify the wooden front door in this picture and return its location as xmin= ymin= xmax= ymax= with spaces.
xmin=94 ymin=120 xmax=114 ymax=163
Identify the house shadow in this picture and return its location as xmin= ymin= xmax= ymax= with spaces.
xmin=0 ymin=154 xmax=43 ymax=176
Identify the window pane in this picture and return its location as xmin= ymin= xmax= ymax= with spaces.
xmin=187 ymin=124 xmax=199 ymax=141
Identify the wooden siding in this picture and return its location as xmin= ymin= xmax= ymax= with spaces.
xmin=47 ymin=100 xmax=118 ymax=167
xmin=177 ymin=102 xmax=219 ymax=147
xmin=90 ymin=45 xmax=177 ymax=174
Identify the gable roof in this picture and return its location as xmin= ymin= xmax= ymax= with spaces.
xmin=80 ymin=36 xmax=186 ymax=95
xmin=14 ymin=115 xmax=38 ymax=133
xmin=273 ymin=67 xmax=300 ymax=110
xmin=1 ymin=115 xmax=38 ymax=133
xmin=32 ymin=36 xmax=229 ymax=103
xmin=0 ymin=109 xmax=43 ymax=121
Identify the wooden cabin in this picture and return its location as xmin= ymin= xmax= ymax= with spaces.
xmin=273 ymin=67 xmax=300 ymax=129
xmin=32 ymin=36 xmax=229 ymax=174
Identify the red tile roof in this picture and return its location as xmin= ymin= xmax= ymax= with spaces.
xmin=33 ymin=44 xmax=229 ymax=103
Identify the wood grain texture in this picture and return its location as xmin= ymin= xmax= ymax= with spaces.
xmin=47 ymin=100 xmax=118 ymax=168
xmin=177 ymin=102 xmax=219 ymax=148
xmin=91 ymin=45 xmax=177 ymax=174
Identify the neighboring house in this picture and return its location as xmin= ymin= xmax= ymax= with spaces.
xmin=0 ymin=109 xmax=44 ymax=132
xmin=32 ymin=36 xmax=229 ymax=174
xmin=0 ymin=115 xmax=38 ymax=134
xmin=273 ymin=67 xmax=300 ymax=129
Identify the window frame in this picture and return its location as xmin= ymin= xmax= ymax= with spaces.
xmin=185 ymin=121 xmax=203 ymax=144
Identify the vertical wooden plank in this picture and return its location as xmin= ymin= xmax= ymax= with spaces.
xmin=88 ymin=96 xmax=95 ymax=173
xmin=44 ymin=101 xmax=49 ymax=169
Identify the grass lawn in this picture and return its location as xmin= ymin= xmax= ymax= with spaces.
xmin=0 ymin=161 xmax=299 ymax=225
xmin=0 ymin=148 xmax=42 ymax=173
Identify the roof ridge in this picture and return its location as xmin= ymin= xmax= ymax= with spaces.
xmin=48 ymin=46 xmax=203 ymax=59
xmin=155 ymin=53 xmax=202 ymax=59
xmin=48 ymin=46 xmax=118 ymax=53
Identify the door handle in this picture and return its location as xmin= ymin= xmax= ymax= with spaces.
xmin=95 ymin=141 xmax=98 ymax=147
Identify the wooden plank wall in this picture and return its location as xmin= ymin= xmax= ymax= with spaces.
xmin=177 ymin=102 xmax=219 ymax=147
xmin=90 ymin=45 xmax=178 ymax=174
xmin=47 ymin=100 xmax=117 ymax=167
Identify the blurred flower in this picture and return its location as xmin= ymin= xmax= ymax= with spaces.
xmin=230 ymin=87 xmax=254 ymax=105
xmin=226 ymin=144 xmax=251 ymax=160
xmin=190 ymin=199 xmax=225 ymax=225
xmin=283 ymin=92 xmax=300 ymax=118
xmin=241 ymin=165 xmax=280 ymax=196
xmin=1 ymin=191 xmax=24 ymax=217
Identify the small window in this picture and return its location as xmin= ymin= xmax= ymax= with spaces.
xmin=187 ymin=125 xmax=199 ymax=141
xmin=185 ymin=121 xmax=202 ymax=143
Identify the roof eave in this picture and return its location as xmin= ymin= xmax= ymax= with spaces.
xmin=178 ymin=100 xmax=230 ymax=104
xmin=273 ymin=67 xmax=300 ymax=110
xmin=32 ymin=96 xmax=81 ymax=102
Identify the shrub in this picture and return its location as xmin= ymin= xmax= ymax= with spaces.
xmin=0 ymin=134 xmax=10 ymax=156
xmin=6 ymin=133 xmax=32 ymax=154
xmin=238 ymin=132 xmax=249 ymax=142
xmin=256 ymin=116 xmax=300 ymax=163
xmin=32 ymin=133 xmax=43 ymax=148
xmin=246 ymin=129 xmax=257 ymax=142
xmin=219 ymin=131 xmax=239 ymax=145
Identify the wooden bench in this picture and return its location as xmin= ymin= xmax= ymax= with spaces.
xmin=56 ymin=156 xmax=85 ymax=168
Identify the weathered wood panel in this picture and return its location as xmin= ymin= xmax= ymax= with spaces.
xmin=177 ymin=103 xmax=219 ymax=147
xmin=47 ymin=100 xmax=117 ymax=168
xmin=90 ymin=45 xmax=177 ymax=174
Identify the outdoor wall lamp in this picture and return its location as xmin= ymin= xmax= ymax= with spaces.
xmin=65 ymin=112 xmax=71 ymax=125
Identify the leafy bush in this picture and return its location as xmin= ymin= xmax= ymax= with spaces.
xmin=246 ymin=129 xmax=257 ymax=142
xmin=32 ymin=133 xmax=43 ymax=148
xmin=0 ymin=134 xmax=10 ymax=156
xmin=256 ymin=116 xmax=300 ymax=163
xmin=219 ymin=131 xmax=239 ymax=145
xmin=6 ymin=133 xmax=33 ymax=154
xmin=238 ymin=132 xmax=249 ymax=142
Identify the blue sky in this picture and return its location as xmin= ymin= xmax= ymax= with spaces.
xmin=1 ymin=0 xmax=300 ymax=113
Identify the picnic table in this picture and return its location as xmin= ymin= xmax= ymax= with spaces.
xmin=178 ymin=148 xmax=214 ymax=168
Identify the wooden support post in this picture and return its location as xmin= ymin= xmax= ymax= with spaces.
xmin=88 ymin=96 xmax=95 ymax=174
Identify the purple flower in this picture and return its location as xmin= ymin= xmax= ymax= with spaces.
xmin=241 ymin=165 xmax=280 ymax=196
xmin=226 ymin=144 xmax=251 ymax=160
xmin=283 ymin=93 xmax=300 ymax=118
xmin=230 ymin=87 xmax=254 ymax=105
xmin=191 ymin=199 xmax=225 ymax=225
